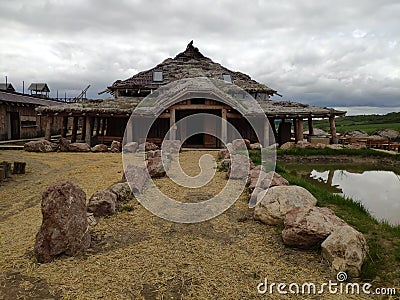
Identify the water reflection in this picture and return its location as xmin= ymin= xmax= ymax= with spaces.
xmin=310 ymin=170 xmax=400 ymax=225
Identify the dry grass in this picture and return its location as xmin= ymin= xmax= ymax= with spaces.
xmin=0 ymin=150 xmax=367 ymax=299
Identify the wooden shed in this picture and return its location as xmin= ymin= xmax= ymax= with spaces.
xmin=0 ymin=90 xmax=62 ymax=141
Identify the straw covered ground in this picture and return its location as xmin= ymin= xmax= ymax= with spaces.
xmin=0 ymin=150 xmax=365 ymax=299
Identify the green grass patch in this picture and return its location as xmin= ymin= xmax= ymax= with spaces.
xmin=277 ymin=147 xmax=400 ymax=158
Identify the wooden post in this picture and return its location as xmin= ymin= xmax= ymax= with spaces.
xmin=71 ymin=117 xmax=78 ymax=143
xmin=169 ymin=108 xmax=176 ymax=140
xmin=61 ymin=116 xmax=68 ymax=138
xmin=308 ymin=117 xmax=314 ymax=136
xmin=1 ymin=162 xmax=12 ymax=178
xmin=85 ymin=116 xmax=92 ymax=145
xmin=13 ymin=162 xmax=26 ymax=174
xmin=221 ymin=108 xmax=227 ymax=143
xmin=95 ymin=117 xmax=101 ymax=136
xmin=297 ymin=118 xmax=304 ymax=142
xmin=45 ymin=115 xmax=52 ymax=140
xmin=269 ymin=118 xmax=277 ymax=141
xmin=329 ymin=116 xmax=338 ymax=144
xmin=263 ymin=117 xmax=270 ymax=147
xmin=101 ymin=118 xmax=106 ymax=136
xmin=81 ymin=117 xmax=86 ymax=140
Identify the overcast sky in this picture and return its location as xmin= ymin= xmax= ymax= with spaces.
xmin=0 ymin=0 xmax=399 ymax=110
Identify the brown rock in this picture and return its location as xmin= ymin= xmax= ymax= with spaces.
xmin=231 ymin=139 xmax=248 ymax=152
xmin=249 ymin=142 xmax=262 ymax=150
xmin=280 ymin=142 xmax=295 ymax=150
xmin=124 ymin=164 xmax=149 ymax=193
xmin=34 ymin=182 xmax=90 ymax=263
xmin=68 ymin=142 xmax=91 ymax=152
xmin=282 ymin=206 xmax=348 ymax=249
xmin=91 ymin=144 xmax=109 ymax=152
xmin=227 ymin=154 xmax=253 ymax=179
xmin=218 ymin=148 xmax=231 ymax=160
xmin=123 ymin=142 xmax=138 ymax=153
xmin=254 ymin=185 xmax=317 ymax=225
xmin=110 ymin=140 xmax=121 ymax=153
xmin=59 ymin=138 xmax=71 ymax=152
xmin=250 ymin=170 xmax=288 ymax=190
xmin=139 ymin=142 xmax=159 ymax=151
xmin=147 ymin=156 xmax=166 ymax=177
xmin=107 ymin=182 xmax=134 ymax=203
xmin=24 ymin=140 xmax=58 ymax=152
xmin=87 ymin=190 xmax=117 ymax=217
xmin=296 ymin=140 xmax=312 ymax=149
xmin=162 ymin=140 xmax=181 ymax=154
xmin=322 ymin=226 xmax=368 ymax=277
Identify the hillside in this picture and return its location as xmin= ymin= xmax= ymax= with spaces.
xmin=312 ymin=112 xmax=400 ymax=135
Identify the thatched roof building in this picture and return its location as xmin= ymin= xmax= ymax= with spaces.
xmin=37 ymin=41 xmax=345 ymax=147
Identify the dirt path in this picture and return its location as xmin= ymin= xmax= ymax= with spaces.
xmin=0 ymin=150 xmax=362 ymax=299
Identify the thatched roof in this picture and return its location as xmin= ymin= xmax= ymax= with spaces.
xmin=28 ymin=83 xmax=50 ymax=92
xmin=107 ymin=41 xmax=278 ymax=96
xmin=37 ymin=95 xmax=345 ymax=118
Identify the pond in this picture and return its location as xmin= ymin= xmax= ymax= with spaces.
xmin=282 ymin=164 xmax=400 ymax=226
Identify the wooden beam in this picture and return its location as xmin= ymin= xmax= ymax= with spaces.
xmin=61 ymin=116 xmax=68 ymax=138
xmin=45 ymin=115 xmax=52 ymax=141
xmin=71 ymin=117 xmax=78 ymax=142
xmin=170 ymin=104 xmax=230 ymax=110
xmin=308 ymin=117 xmax=314 ymax=136
xmin=329 ymin=116 xmax=338 ymax=144
xmin=221 ymin=108 xmax=227 ymax=143
xmin=169 ymin=108 xmax=176 ymax=140
xmin=85 ymin=116 xmax=93 ymax=145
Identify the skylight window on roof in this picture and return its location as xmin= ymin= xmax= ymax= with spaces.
xmin=222 ymin=74 xmax=232 ymax=83
xmin=153 ymin=70 xmax=163 ymax=82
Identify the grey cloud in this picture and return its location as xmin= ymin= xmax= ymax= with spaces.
xmin=0 ymin=0 xmax=399 ymax=107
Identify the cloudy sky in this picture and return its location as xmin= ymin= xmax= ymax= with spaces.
xmin=0 ymin=0 xmax=399 ymax=111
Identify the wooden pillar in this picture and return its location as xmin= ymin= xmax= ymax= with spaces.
xmin=71 ymin=117 xmax=78 ymax=143
xmin=45 ymin=115 xmax=52 ymax=140
xmin=169 ymin=108 xmax=176 ymax=140
xmin=85 ymin=116 xmax=93 ymax=145
xmin=81 ymin=117 xmax=86 ymax=140
xmin=100 ymin=118 xmax=106 ymax=136
xmin=329 ymin=116 xmax=338 ymax=144
xmin=308 ymin=117 xmax=314 ymax=136
xmin=269 ymin=118 xmax=277 ymax=142
xmin=297 ymin=118 xmax=304 ymax=142
xmin=95 ymin=117 xmax=101 ymax=136
xmin=61 ymin=116 xmax=68 ymax=138
xmin=221 ymin=108 xmax=227 ymax=143
xmin=293 ymin=119 xmax=297 ymax=142
xmin=263 ymin=117 xmax=270 ymax=147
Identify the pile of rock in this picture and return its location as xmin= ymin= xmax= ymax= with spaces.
xmin=35 ymin=180 xmax=138 ymax=263
xmin=253 ymin=185 xmax=368 ymax=277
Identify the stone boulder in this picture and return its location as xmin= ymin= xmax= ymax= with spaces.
xmin=282 ymin=206 xmax=348 ymax=249
xmin=124 ymin=164 xmax=149 ymax=193
xmin=34 ymin=182 xmax=90 ymax=263
xmin=123 ymin=142 xmax=138 ymax=153
xmin=250 ymin=170 xmax=289 ymax=190
xmin=147 ymin=156 xmax=166 ymax=177
xmin=162 ymin=140 xmax=181 ymax=154
xmin=249 ymin=143 xmax=262 ymax=150
xmin=327 ymin=144 xmax=344 ymax=150
xmin=264 ymin=143 xmax=278 ymax=150
xmin=254 ymin=185 xmax=317 ymax=226
xmin=68 ymin=142 xmax=91 ymax=152
xmin=344 ymin=143 xmax=366 ymax=150
xmin=107 ymin=182 xmax=134 ymax=203
xmin=110 ymin=140 xmax=121 ymax=153
xmin=231 ymin=139 xmax=248 ymax=152
xmin=321 ymin=226 xmax=368 ymax=277
xmin=227 ymin=154 xmax=254 ymax=179
xmin=59 ymin=138 xmax=71 ymax=152
xmin=280 ymin=142 xmax=295 ymax=150
xmin=139 ymin=142 xmax=159 ymax=152
xmin=314 ymin=143 xmax=327 ymax=149
xmin=218 ymin=148 xmax=231 ymax=160
xmin=296 ymin=140 xmax=312 ymax=149
xmin=87 ymin=190 xmax=117 ymax=217
xmin=24 ymin=140 xmax=58 ymax=152
xmin=345 ymin=130 xmax=368 ymax=138
xmin=91 ymin=144 xmax=109 ymax=152
xmin=373 ymin=129 xmax=399 ymax=140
